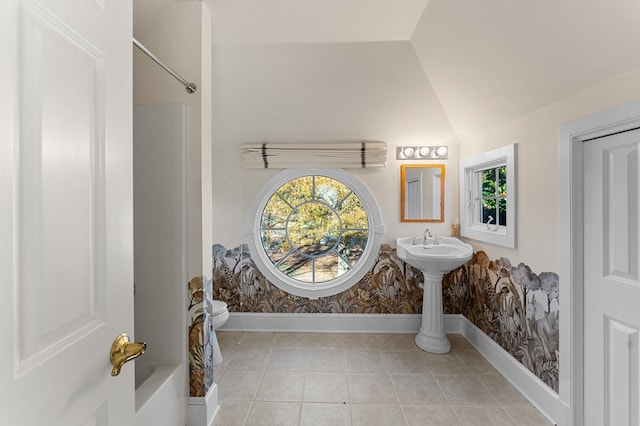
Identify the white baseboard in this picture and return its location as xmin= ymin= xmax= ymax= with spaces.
xmin=188 ymin=384 xmax=219 ymax=426
xmin=457 ymin=316 xmax=564 ymax=425
xmin=220 ymin=312 xmax=564 ymax=424
xmin=221 ymin=312 xmax=424 ymax=333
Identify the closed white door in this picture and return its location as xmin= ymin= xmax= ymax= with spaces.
xmin=583 ymin=128 xmax=640 ymax=425
xmin=407 ymin=179 xmax=422 ymax=219
xmin=0 ymin=0 xmax=135 ymax=425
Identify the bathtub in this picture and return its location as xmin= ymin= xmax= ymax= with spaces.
xmin=135 ymin=365 xmax=185 ymax=426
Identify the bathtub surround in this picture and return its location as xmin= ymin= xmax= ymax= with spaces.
xmin=133 ymin=104 xmax=189 ymax=424
xmin=213 ymin=243 xmax=559 ymax=394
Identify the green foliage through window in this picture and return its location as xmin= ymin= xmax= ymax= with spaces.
xmin=260 ymin=175 xmax=369 ymax=284
xmin=478 ymin=166 xmax=507 ymax=226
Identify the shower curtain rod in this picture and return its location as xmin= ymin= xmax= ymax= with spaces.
xmin=133 ymin=38 xmax=197 ymax=94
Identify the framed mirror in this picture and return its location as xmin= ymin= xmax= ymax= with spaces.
xmin=400 ymin=164 xmax=445 ymax=222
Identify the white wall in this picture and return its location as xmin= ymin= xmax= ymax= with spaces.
xmin=212 ymin=41 xmax=459 ymax=247
xmin=132 ymin=0 xmax=214 ymax=421
xmin=134 ymin=0 xmax=213 ymax=279
xmin=409 ymin=0 xmax=640 ymax=273
xmin=454 ymin=66 xmax=640 ymax=273
xmin=133 ymin=105 xmax=187 ymax=387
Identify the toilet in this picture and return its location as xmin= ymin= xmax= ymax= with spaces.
xmin=211 ymin=300 xmax=229 ymax=330
xmin=210 ymin=300 xmax=229 ymax=366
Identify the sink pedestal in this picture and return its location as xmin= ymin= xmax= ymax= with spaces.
xmin=395 ymin=236 xmax=472 ymax=354
xmin=415 ymin=271 xmax=450 ymax=353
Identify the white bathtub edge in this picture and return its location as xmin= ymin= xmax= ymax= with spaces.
xmin=135 ymin=364 xmax=184 ymax=426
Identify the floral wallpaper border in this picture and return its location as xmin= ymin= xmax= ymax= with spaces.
xmin=187 ymin=276 xmax=214 ymax=397
xmin=443 ymin=252 xmax=559 ymax=391
xmin=212 ymin=243 xmax=559 ymax=392
xmin=213 ymin=243 xmax=424 ymax=314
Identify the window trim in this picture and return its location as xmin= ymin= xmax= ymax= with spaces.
xmin=459 ymin=144 xmax=516 ymax=248
xmin=246 ymin=168 xmax=384 ymax=299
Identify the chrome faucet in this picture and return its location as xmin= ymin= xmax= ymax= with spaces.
xmin=423 ymin=228 xmax=432 ymax=245
xmin=423 ymin=228 xmax=439 ymax=245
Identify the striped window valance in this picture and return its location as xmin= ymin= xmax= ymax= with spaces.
xmin=241 ymin=141 xmax=388 ymax=169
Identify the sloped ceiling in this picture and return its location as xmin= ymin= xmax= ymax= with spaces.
xmin=204 ymin=0 xmax=430 ymax=44
xmin=411 ymin=0 xmax=640 ymax=138
xmin=205 ymin=0 xmax=640 ymax=138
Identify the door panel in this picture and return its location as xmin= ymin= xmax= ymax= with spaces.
xmin=18 ymin=0 xmax=104 ymax=373
xmin=584 ymin=129 xmax=640 ymax=426
xmin=0 ymin=0 xmax=133 ymax=424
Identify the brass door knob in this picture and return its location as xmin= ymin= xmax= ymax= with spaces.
xmin=110 ymin=333 xmax=146 ymax=376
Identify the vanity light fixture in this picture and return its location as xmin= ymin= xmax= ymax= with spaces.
xmin=396 ymin=145 xmax=448 ymax=160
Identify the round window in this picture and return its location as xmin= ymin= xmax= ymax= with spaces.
xmin=247 ymin=169 xmax=384 ymax=298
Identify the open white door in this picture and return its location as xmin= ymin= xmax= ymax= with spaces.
xmin=0 ymin=0 xmax=135 ymax=425
xmin=583 ymin=129 xmax=640 ymax=425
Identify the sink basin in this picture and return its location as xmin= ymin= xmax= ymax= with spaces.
xmin=396 ymin=237 xmax=472 ymax=274
xmin=396 ymin=236 xmax=473 ymax=354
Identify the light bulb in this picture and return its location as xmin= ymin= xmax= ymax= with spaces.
xmin=419 ymin=146 xmax=431 ymax=157
xmin=403 ymin=147 xmax=415 ymax=157
xmin=436 ymin=146 xmax=448 ymax=156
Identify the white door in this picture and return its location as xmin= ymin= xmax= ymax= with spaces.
xmin=583 ymin=128 xmax=640 ymax=425
xmin=0 ymin=0 xmax=135 ymax=425
xmin=432 ymin=174 xmax=441 ymax=218
xmin=407 ymin=179 xmax=422 ymax=219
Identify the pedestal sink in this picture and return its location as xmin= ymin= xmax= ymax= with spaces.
xmin=396 ymin=236 xmax=473 ymax=353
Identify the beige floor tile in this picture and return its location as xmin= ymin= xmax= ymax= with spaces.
xmin=476 ymin=374 xmax=531 ymax=406
xmin=213 ymin=365 xmax=226 ymax=384
xmin=300 ymin=403 xmax=351 ymax=426
xmin=210 ymin=332 xmax=550 ymax=426
xmin=434 ymin=374 xmax=498 ymax=406
xmin=350 ymin=404 xmax=407 ymax=426
xmin=453 ymin=406 xmax=515 ymax=425
xmin=375 ymin=334 xmax=417 ymax=351
xmin=216 ymin=331 xmax=244 ymax=348
xmin=341 ymin=333 xmax=380 ymax=349
xmin=348 ymin=372 xmax=399 ymax=404
xmin=237 ymin=331 xmax=278 ymax=350
xmin=267 ymin=348 xmax=310 ymax=371
xmin=226 ymin=347 xmax=272 ymax=371
xmin=390 ymin=374 xmax=448 ymax=405
xmin=503 ymin=405 xmax=554 ymax=425
xmin=256 ymin=371 xmax=305 ymax=402
xmin=307 ymin=348 xmax=346 ymax=372
xmin=213 ymin=354 xmax=231 ymax=383
xmin=275 ymin=332 xmax=312 ymax=348
xmin=447 ymin=334 xmax=475 ymax=351
xmin=403 ymin=405 xmax=462 ymax=426
xmin=212 ymin=401 xmax=251 ymax=426
xmin=420 ymin=353 xmax=472 ymax=374
xmin=245 ymin=402 xmax=301 ymax=426
xmin=218 ymin=370 xmax=263 ymax=401
xmin=303 ymin=372 xmax=349 ymax=403
xmin=345 ymin=349 xmax=387 ymax=372
xmin=457 ymin=350 xmax=500 ymax=374
xmin=306 ymin=333 xmax=345 ymax=349
xmin=383 ymin=350 xmax=430 ymax=374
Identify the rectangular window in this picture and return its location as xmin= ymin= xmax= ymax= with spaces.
xmin=460 ymin=144 xmax=516 ymax=248
xmin=475 ymin=165 xmax=507 ymax=226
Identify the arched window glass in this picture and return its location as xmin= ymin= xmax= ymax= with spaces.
xmin=247 ymin=169 xmax=384 ymax=298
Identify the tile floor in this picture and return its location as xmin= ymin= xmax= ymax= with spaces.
xmin=212 ymin=332 xmax=552 ymax=426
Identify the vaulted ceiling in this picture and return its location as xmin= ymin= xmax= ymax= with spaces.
xmin=205 ymin=0 xmax=430 ymax=44
xmin=204 ymin=0 xmax=640 ymax=138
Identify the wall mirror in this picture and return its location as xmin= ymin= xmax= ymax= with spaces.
xmin=400 ymin=164 xmax=445 ymax=222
